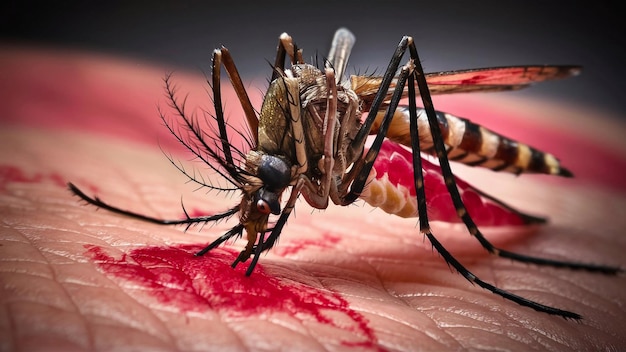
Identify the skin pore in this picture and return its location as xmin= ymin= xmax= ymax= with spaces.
xmin=1 ymin=46 xmax=625 ymax=351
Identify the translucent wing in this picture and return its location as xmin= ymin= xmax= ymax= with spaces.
xmin=425 ymin=65 xmax=581 ymax=94
xmin=353 ymin=65 xmax=581 ymax=106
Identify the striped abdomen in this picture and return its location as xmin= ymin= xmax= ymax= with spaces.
xmin=371 ymin=107 xmax=572 ymax=177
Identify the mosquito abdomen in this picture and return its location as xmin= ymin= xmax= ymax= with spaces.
xmin=360 ymin=140 xmax=534 ymax=225
xmin=382 ymin=107 xmax=572 ymax=177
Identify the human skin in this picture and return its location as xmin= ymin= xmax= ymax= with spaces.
xmin=1 ymin=46 xmax=625 ymax=351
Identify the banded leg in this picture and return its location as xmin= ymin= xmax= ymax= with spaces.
xmin=195 ymin=224 xmax=244 ymax=256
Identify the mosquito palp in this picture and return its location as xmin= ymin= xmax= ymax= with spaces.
xmin=69 ymin=28 xmax=621 ymax=319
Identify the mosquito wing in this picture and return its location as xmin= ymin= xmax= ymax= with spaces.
xmin=353 ymin=65 xmax=581 ymax=107
xmin=425 ymin=65 xmax=582 ymax=84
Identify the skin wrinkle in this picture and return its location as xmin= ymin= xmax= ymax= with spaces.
xmin=96 ymin=255 xmax=200 ymax=350
xmin=511 ymin=269 xmax=605 ymax=314
xmin=284 ymin=314 xmax=336 ymax=351
xmin=522 ymin=324 xmax=574 ymax=351
xmin=579 ymin=290 xmax=623 ymax=322
xmin=68 ymin=223 xmax=179 ymax=348
xmin=228 ymin=318 xmax=292 ymax=351
xmin=378 ymin=288 xmax=474 ymax=349
xmin=458 ymin=327 xmax=528 ymax=350
xmin=357 ymin=307 xmax=443 ymax=348
xmin=221 ymin=265 xmax=359 ymax=349
xmin=266 ymin=314 xmax=311 ymax=340
xmin=462 ymin=316 xmax=524 ymax=345
xmin=9 ymin=241 xmax=89 ymax=343
xmin=416 ymin=317 xmax=456 ymax=351
xmin=8 ymin=302 xmax=81 ymax=349
xmin=4 ymin=293 xmax=15 ymax=351
xmin=87 ymin=283 xmax=168 ymax=346
xmin=415 ymin=296 xmax=545 ymax=347
xmin=422 ymin=313 xmax=474 ymax=350
xmin=127 ymin=294 xmax=178 ymax=347
xmin=50 ymin=269 xmax=96 ymax=350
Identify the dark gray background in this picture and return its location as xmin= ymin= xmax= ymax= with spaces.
xmin=2 ymin=1 xmax=624 ymax=119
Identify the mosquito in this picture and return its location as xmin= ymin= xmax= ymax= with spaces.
xmin=68 ymin=28 xmax=620 ymax=319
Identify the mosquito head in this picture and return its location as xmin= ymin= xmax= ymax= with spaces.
xmin=240 ymin=151 xmax=292 ymax=225
xmin=254 ymin=154 xmax=291 ymax=215
xmin=228 ymin=151 xmax=292 ymax=261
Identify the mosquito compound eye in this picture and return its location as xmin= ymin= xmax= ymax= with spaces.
xmin=256 ymin=199 xmax=271 ymax=214
xmin=255 ymin=188 xmax=282 ymax=215
xmin=258 ymin=155 xmax=291 ymax=190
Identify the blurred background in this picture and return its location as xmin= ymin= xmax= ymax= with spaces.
xmin=2 ymin=0 xmax=625 ymax=119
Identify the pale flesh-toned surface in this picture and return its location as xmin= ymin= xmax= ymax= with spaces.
xmin=1 ymin=47 xmax=625 ymax=351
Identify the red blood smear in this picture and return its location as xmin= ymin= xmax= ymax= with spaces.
xmin=83 ymin=244 xmax=381 ymax=349
xmin=372 ymin=141 xmax=524 ymax=226
xmin=0 ymin=164 xmax=66 ymax=192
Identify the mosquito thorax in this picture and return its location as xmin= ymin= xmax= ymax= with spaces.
xmin=287 ymin=64 xmax=324 ymax=85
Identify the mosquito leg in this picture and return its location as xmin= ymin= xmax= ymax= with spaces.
xmin=271 ymin=35 xmax=288 ymax=81
xmin=339 ymin=41 xmax=413 ymax=205
xmin=210 ymin=50 xmax=234 ymax=164
xmin=68 ymin=50 xmax=249 ymax=236
xmin=271 ymin=32 xmax=305 ymax=82
xmin=212 ymin=48 xmax=258 ymax=147
xmin=68 ymin=183 xmax=238 ymax=226
xmin=349 ymin=37 xmax=411 ymax=157
xmin=405 ymin=74 xmax=429 ymax=233
xmin=425 ymin=229 xmax=582 ymax=319
xmin=406 ymin=40 xmax=622 ymax=275
xmin=321 ymin=67 xmax=338 ymax=195
xmin=332 ymin=37 xmax=412 ymax=204
xmin=71 ymin=181 xmax=245 ymax=260
xmin=196 ymin=224 xmax=244 ymax=256
xmin=225 ymin=178 xmax=305 ymax=275
xmin=299 ymin=67 xmax=338 ymax=208
xmin=258 ymin=178 xmax=305 ymax=257
xmin=403 ymin=56 xmax=584 ymax=319
xmin=335 ymin=34 xmax=617 ymax=318
xmin=244 ymin=231 xmax=266 ymax=276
